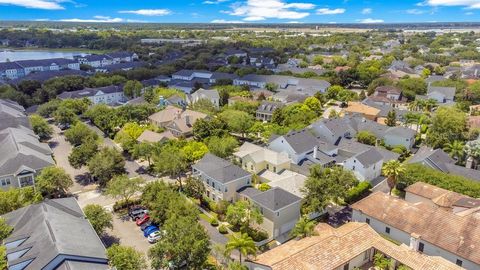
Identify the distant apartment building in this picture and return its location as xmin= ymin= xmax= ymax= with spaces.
xmin=57 ymin=85 xmax=126 ymax=105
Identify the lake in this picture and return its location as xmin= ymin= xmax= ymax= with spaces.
xmin=0 ymin=50 xmax=89 ymax=62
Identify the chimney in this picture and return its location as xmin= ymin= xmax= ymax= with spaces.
xmin=410 ymin=233 xmax=421 ymax=251
xmin=185 ymin=115 xmax=191 ymax=126
xmin=313 ymin=146 xmax=318 ymax=159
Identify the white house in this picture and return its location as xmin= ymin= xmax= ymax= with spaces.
xmin=352 ymin=192 xmax=480 ymax=269
xmin=188 ymin=88 xmax=220 ymax=108
xmin=57 ymin=85 xmax=126 ymax=105
xmin=343 ymin=148 xmax=383 ymax=181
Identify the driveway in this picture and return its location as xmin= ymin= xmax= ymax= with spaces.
xmin=49 ymin=124 xmax=95 ymax=193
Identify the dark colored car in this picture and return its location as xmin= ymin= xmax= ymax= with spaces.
xmin=143 ymin=225 xmax=159 ymax=237
xmin=136 ymin=214 xmax=150 ymax=226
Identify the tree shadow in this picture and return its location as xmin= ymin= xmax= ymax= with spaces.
xmin=48 ymin=141 xmax=59 ymax=149
xmin=101 ymin=233 xmax=120 ymax=248
xmin=74 ymin=172 xmax=94 ymax=186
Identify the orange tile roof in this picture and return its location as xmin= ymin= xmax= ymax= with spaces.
xmin=253 ymin=222 xmax=462 ymax=270
xmin=344 ymin=102 xmax=380 ymax=118
xmin=352 ymin=192 xmax=480 ymax=265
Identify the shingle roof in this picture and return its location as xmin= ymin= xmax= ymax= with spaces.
xmin=427 ymin=86 xmax=456 ymax=100
xmin=352 ymin=192 xmax=480 ymax=265
xmin=2 ymin=198 xmax=108 ymax=270
xmin=250 ymin=187 xmax=301 ymax=212
xmin=193 ymin=153 xmax=251 ymax=184
xmin=253 ymin=222 xmax=463 ymax=270
xmin=57 ymin=85 xmax=123 ymax=99
xmin=16 ymin=58 xmax=77 ymax=68
xmin=354 ymin=148 xmax=383 ymax=166
xmin=278 ymin=129 xmax=321 ymax=154
xmin=0 ymin=61 xmax=22 ymax=71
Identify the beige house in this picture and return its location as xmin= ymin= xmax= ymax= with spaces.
xmin=248 ymin=222 xmax=462 ymax=270
xmin=234 ymin=142 xmax=291 ymax=174
xmin=136 ymin=130 xmax=175 ymax=143
xmin=148 ymin=105 xmax=207 ymax=137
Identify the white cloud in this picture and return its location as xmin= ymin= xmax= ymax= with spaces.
xmin=406 ymin=8 xmax=425 ymax=14
xmin=210 ymin=19 xmax=244 ymax=23
xmin=287 ymin=21 xmax=304 ymax=23
xmin=316 ymin=8 xmax=345 ymax=15
xmin=59 ymin=16 xmax=145 ymax=23
xmin=119 ymin=9 xmax=171 ymax=16
xmin=466 ymin=11 xmax=474 ymax=15
xmin=226 ymin=0 xmax=315 ymax=21
xmin=0 ymin=0 xmax=64 ymax=10
xmin=203 ymin=0 xmax=228 ymax=4
xmin=421 ymin=0 xmax=480 ymax=9
xmin=361 ymin=8 xmax=372 ymax=14
xmin=357 ymin=18 xmax=384 ymax=23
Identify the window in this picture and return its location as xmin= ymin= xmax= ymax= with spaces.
xmin=273 ymin=167 xmax=276 ymax=173
xmin=385 ymin=227 xmax=390 ymax=234
xmin=250 ymin=165 xmax=253 ymax=171
xmin=418 ymin=242 xmax=424 ymax=252
xmin=0 ymin=178 xmax=11 ymax=186
xmin=18 ymin=175 xmax=34 ymax=187
xmin=343 ymin=263 xmax=349 ymax=270
xmin=363 ymin=249 xmax=371 ymax=261
xmin=276 ymin=212 xmax=279 ymax=216
xmin=456 ymin=259 xmax=462 ymax=266
xmin=352 ymin=166 xmax=355 ymax=171
xmin=366 ymin=218 xmax=370 ymax=224
xmin=266 ymin=164 xmax=269 ymax=170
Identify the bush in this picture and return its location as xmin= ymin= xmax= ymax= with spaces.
xmin=210 ymin=218 xmax=219 ymax=227
xmin=201 ymin=196 xmax=217 ymax=212
xmin=398 ymin=163 xmax=480 ymax=197
xmin=258 ymin=183 xmax=271 ymax=191
xmin=246 ymin=228 xmax=269 ymax=242
xmin=218 ymin=224 xmax=228 ymax=234
xmin=345 ymin=182 xmax=372 ymax=204
xmin=113 ymin=198 xmax=142 ymax=212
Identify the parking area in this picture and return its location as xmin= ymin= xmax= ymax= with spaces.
xmin=105 ymin=213 xmax=153 ymax=268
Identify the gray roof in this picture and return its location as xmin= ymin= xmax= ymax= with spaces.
xmin=354 ymin=148 xmax=383 ymax=166
xmin=236 ymin=74 xmax=330 ymax=94
xmin=257 ymin=101 xmax=283 ymax=114
xmin=10 ymin=70 xmax=88 ymax=85
xmin=2 ymin=198 xmax=108 ymax=270
xmin=106 ymin=51 xmax=135 ymax=58
xmin=250 ymin=187 xmax=301 ymax=212
xmin=16 ymin=58 xmax=77 ymax=68
xmin=193 ymin=153 xmax=251 ymax=184
xmin=427 ymin=86 xmax=456 ymax=100
xmin=0 ymin=61 xmax=22 ymax=71
xmin=0 ymin=127 xmax=54 ymax=177
xmin=191 ymin=89 xmax=220 ymax=100
xmin=57 ymin=85 xmax=123 ymax=99
xmin=277 ymin=129 xmax=321 ymax=154
xmin=409 ymin=146 xmax=480 ymax=181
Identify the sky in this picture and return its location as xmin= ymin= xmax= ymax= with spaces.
xmin=0 ymin=0 xmax=480 ymax=24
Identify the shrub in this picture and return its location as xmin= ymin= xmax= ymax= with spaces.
xmin=218 ymin=225 xmax=228 ymax=234
xmin=258 ymin=183 xmax=271 ymax=191
xmin=210 ymin=218 xmax=219 ymax=227
xmin=345 ymin=182 xmax=372 ymax=204
xmin=356 ymin=131 xmax=377 ymax=146
xmin=113 ymin=199 xmax=142 ymax=212
xmin=246 ymin=228 xmax=269 ymax=242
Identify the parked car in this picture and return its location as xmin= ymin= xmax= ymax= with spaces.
xmin=143 ymin=225 xmax=159 ymax=237
xmin=136 ymin=214 xmax=150 ymax=226
xmin=140 ymin=221 xmax=153 ymax=231
xmin=147 ymin=230 xmax=164 ymax=243
xmin=129 ymin=206 xmax=147 ymax=221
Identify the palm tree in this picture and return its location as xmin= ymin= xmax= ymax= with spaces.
xmin=290 ymin=215 xmax=316 ymax=239
xmin=226 ymin=233 xmax=257 ymax=263
xmin=443 ymin=140 xmax=465 ymax=162
xmin=382 ymin=160 xmax=406 ymax=195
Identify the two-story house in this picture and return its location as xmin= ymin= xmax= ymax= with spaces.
xmin=187 ymin=88 xmax=220 ymax=108
xmin=192 ymin=153 xmax=252 ymax=202
xmin=352 ymin=191 xmax=480 ymax=269
xmin=57 ymin=85 xmax=126 ymax=105
xmin=256 ymin=101 xmax=284 ymax=122
xmin=148 ymin=105 xmax=207 ymax=137
xmin=234 ymin=142 xmax=291 ymax=175
xmin=0 ymin=62 xmax=25 ymax=80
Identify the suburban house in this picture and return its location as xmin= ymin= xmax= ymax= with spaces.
xmin=148 ymin=105 xmax=207 ymax=137
xmin=343 ymin=102 xmax=381 ymax=121
xmin=247 ymin=222 xmax=463 ymax=270
xmin=238 ymin=187 xmax=302 ymax=239
xmin=0 ymin=99 xmax=54 ymax=190
xmin=234 ymin=142 xmax=291 ymax=175
xmin=408 ymin=146 xmax=480 ymax=181
xmin=268 ymin=129 xmax=324 ymax=165
xmin=256 ymin=101 xmax=284 ymax=122
xmin=76 ymin=51 xmax=137 ymax=68
xmin=57 ymin=85 xmax=126 ymax=105
xmin=352 ymin=191 xmax=480 ymax=269
xmin=234 ymin=142 xmax=307 ymax=198
xmin=136 ymin=129 xmax=175 ymax=143
xmin=343 ymin=147 xmax=384 ymax=181
xmin=16 ymin=58 xmax=80 ymax=75
xmin=105 ymin=51 xmax=139 ymax=63
xmin=192 ymin=153 xmax=252 ymax=202
xmin=233 ymin=74 xmax=330 ymax=95
xmin=366 ymin=85 xmax=407 ymax=107
xmin=424 ymin=86 xmax=456 ymax=104
xmin=187 ymin=88 xmax=220 ymax=108
xmin=310 ymin=115 xmax=416 ymax=149
xmin=404 ymin=182 xmax=476 ymax=211
xmin=2 ymin=198 xmax=109 ymax=270
xmin=169 ymin=70 xmax=237 ymax=93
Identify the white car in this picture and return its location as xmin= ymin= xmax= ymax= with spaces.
xmin=147 ymin=230 xmax=164 ymax=243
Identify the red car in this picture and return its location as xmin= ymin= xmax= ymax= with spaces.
xmin=136 ymin=214 xmax=150 ymax=226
